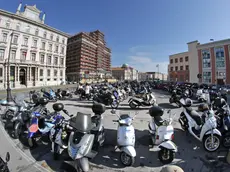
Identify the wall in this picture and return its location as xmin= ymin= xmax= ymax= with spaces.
xmin=188 ymin=41 xmax=199 ymax=83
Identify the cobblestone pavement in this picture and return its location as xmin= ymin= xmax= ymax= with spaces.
xmin=0 ymin=90 xmax=230 ymax=172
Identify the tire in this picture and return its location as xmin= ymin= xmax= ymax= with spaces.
xmin=169 ymin=98 xmax=173 ymax=104
xmin=111 ymin=100 xmax=119 ymax=109
xmin=53 ymin=143 xmax=61 ymax=160
xmin=222 ymin=135 xmax=230 ymax=148
xmin=120 ymin=152 xmax=135 ymax=166
xmin=14 ymin=122 xmax=22 ymax=139
xmin=203 ymin=134 xmax=221 ymax=152
xmin=158 ymin=149 xmax=175 ymax=164
xmin=4 ymin=110 xmax=14 ymax=120
xmin=129 ymin=101 xmax=137 ymax=109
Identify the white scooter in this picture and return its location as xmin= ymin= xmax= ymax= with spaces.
xmin=128 ymin=93 xmax=156 ymax=109
xmin=196 ymin=89 xmax=210 ymax=103
xmin=178 ymin=98 xmax=221 ymax=152
xmin=148 ymin=106 xmax=177 ymax=164
xmin=111 ymin=110 xmax=137 ymax=166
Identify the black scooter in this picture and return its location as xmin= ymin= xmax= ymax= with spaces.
xmin=0 ymin=152 xmax=10 ymax=172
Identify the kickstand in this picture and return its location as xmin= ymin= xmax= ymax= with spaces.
xmin=111 ymin=146 xmax=118 ymax=153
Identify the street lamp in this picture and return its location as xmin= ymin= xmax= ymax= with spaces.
xmin=6 ymin=31 xmax=14 ymax=102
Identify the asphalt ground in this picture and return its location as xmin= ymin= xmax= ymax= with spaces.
xmin=0 ymin=90 xmax=230 ymax=172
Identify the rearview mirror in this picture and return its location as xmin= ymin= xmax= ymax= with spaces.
xmin=5 ymin=152 xmax=10 ymax=162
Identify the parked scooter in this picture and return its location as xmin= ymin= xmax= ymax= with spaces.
xmin=0 ymin=152 xmax=10 ymax=172
xmin=56 ymin=89 xmax=73 ymax=100
xmin=111 ymin=110 xmax=137 ymax=166
xmin=178 ymin=98 xmax=221 ymax=152
xmin=128 ymin=93 xmax=156 ymax=109
xmin=148 ymin=106 xmax=177 ymax=164
xmin=41 ymin=88 xmax=57 ymax=102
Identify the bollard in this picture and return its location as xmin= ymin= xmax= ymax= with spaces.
xmin=226 ymin=149 xmax=230 ymax=164
xmin=160 ymin=165 xmax=184 ymax=172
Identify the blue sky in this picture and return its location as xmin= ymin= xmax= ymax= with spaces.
xmin=1 ymin=0 xmax=230 ymax=73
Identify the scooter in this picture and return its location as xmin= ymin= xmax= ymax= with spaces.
xmin=42 ymin=88 xmax=57 ymax=102
xmin=111 ymin=110 xmax=137 ymax=166
xmin=197 ymin=89 xmax=210 ymax=103
xmin=128 ymin=93 xmax=156 ymax=109
xmin=148 ymin=106 xmax=177 ymax=164
xmin=0 ymin=152 xmax=10 ymax=172
xmin=178 ymin=98 xmax=221 ymax=152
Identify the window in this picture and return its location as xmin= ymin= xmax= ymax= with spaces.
xmin=47 ymin=69 xmax=50 ymax=77
xmin=0 ymin=68 xmax=2 ymax=77
xmin=6 ymin=21 xmax=10 ymax=28
xmin=26 ymin=26 xmax=30 ymax=33
xmin=60 ymin=70 xmax=63 ymax=76
xmin=2 ymin=33 xmax=7 ymax=42
xmin=170 ymin=67 xmax=173 ymax=71
xmin=11 ymin=50 xmax=16 ymax=59
xmin=186 ymin=65 xmax=189 ymax=70
xmin=61 ymin=47 xmax=64 ymax=54
xmin=185 ymin=56 xmax=189 ymax=62
xmin=215 ymin=47 xmax=225 ymax=68
xmin=48 ymin=56 xmax=52 ymax=64
xmin=40 ymin=69 xmax=43 ymax=76
xmin=54 ymin=57 xmax=58 ymax=65
xmin=35 ymin=29 xmax=39 ymax=36
xmin=42 ymin=42 xmax=46 ymax=49
xmin=170 ymin=59 xmax=173 ymax=64
xmin=202 ymin=49 xmax=211 ymax=68
xmin=49 ymin=44 xmax=52 ymax=51
xmin=40 ymin=54 xmax=45 ymax=64
xmin=175 ymin=58 xmax=178 ymax=63
xmin=54 ymin=70 xmax=58 ymax=77
xmin=21 ymin=51 xmax=27 ymax=60
xmin=56 ymin=36 xmax=59 ymax=42
xmin=16 ymin=23 xmax=20 ymax=31
xmin=175 ymin=66 xmax=178 ymax=71
xmin=13 ymin=35 xmax=18 ymax=44
xmin=50 ymin=34 xmax=53 ymax=40
xmin=60 ymin=58 xmax=64 ymax=65
xmin=180 ymin=66 xmax=183 ymax=70
xmin=0 ymin=49 xmax=4 ymax=59
xmin=55 ymin=45 xmax=58 ymax=52
xmin=23 ymin=37 xmax=28 ymax=46
xmin=31 ymin=53 xmax=36 ymax=61
xmin=62 ymin=38 xmax=65 ymax=44
xmin=180 ymin=57 xmax=183 ymax=62
xmin=203 ymin=71 xmax=211 ymax=83
xmin=43 ymin=32 xmax=47 ymax=38
xmin=33 ymin=39 xmax=37 ymax=47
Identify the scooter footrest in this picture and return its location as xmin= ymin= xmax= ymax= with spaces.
xmin=87 ymin=150 xmax=98 ymax=159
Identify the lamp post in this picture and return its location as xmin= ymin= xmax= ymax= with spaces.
xmin=6 ymin=31 xmax=14 ymax=102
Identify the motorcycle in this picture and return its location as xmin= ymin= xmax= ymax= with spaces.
xmin=93 ymin=91 xmax=119 ymax=109
xmin=0 ymin=152 xmax=10 ymax=172
xmin=111 ymin=110 xmax=137 ymax=166
xmin=128 ymin=93 xmax=156 ymax=109
xmin=56 ymin=89 xmax=73 ymax=100
xmin=42 ymin=88 xmax=57 ymax=102
xmin=148 ymin=106 xmax=177 ymax=164
xmin=178 ymin=98 xmax=221 ymax=152
xmin=169 ymin=89 xmax=183 ymax=107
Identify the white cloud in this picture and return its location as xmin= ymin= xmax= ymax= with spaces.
xmin=128 ymin=56 xmax=168 ymax=74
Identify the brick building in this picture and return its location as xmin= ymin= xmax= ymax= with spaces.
xmin=66 ymin=30 xmax=111 ymax=82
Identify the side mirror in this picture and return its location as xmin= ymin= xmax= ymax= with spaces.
xmin=5 ymin=152 xmax=10 ymax=162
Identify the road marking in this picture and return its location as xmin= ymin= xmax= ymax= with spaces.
xmin=0 ymin=123 xmax=52 ymax=172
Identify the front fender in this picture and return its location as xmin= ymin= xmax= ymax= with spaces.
xmin=159 ymin=140 xmax=177 ymax=152
xmin=205 ymin=129 xmax=222 ymax=136
xmin=120 ymin=146 xmax=136 ymax=157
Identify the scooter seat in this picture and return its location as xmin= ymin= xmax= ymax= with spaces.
xmin=154 ymin=116 xmax=164 ymax=126
xmin=185 ymin=107 xmax=202 ymax=125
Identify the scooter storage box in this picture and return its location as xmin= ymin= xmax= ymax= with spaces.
xmin=38 ymin=98 xmax=49 ymax=105
xmin=53 ymin=103 xmax=64 ymax=112
xmin=149 ymin=106 xmax=164 ymax=117
xmin=92 ymin=103 xmax=106 ymax=115
xmin=69 ymin=112 xmax=92 ymax=133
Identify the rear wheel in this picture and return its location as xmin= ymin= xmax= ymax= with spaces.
xmin=120 ymin=152 xmax=135 ymax=166
xmin=14 ymin=122 xmax=22 ymax=139
xmin=111 ymin=100 xmax=119 ymax=109
xmin=158 ymin=149 xmax=175 ymax=164
xmin=129 ymin=101 xmax=137 ymax=109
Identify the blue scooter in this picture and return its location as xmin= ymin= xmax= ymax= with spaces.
xmin=41 ymin=88 xmax=57 ymax=102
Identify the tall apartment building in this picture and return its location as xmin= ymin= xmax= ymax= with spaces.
xmin=168 ymin=41 xmax=199 ymax=83
xmin=0 ymin=3 xmax=68 ymax=89
xmin=66 ymin=30 xmax=111 ymax=82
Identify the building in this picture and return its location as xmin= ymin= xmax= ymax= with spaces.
xmin=138 ymin=72 xmax=147 ymax=81
xmin=146 ymin=72 xmax=168 ymax=81
xmin=168 ymin=41 xmax=199 ymax=83
xmin=111 ymin=64 xmax=138 ymax=81
xmin=0 ymin=3 xmax=69 ymax=89
xmin=197 ymin=39 xmax=230 ymax=85
xmin=66 ymin=30 xmax=111 ymax=82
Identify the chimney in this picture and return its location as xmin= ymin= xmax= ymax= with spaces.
xmin=42 ymin=12 xmax=46 ymax=24
xmin=16 ymin=2 xmax=22 ymax=14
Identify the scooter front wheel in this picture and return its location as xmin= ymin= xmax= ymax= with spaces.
xmin=120 ymin=152 xmax=135 ymax=166
xmin=203 ymin=134 xmax=221 ymax=152
xmin=158 ymin=149 xmax=175 ymax=164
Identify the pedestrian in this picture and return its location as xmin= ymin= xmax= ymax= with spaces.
xmin=85 ymin=83 xmax=91 ymax=100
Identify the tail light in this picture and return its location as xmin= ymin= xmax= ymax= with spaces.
xmin=156 ymin=135 xmax=159 ymax=140
xmin=171 ymin=134 xmax=174 ymax=140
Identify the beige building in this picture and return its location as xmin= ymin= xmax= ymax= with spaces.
xmin=168 ymin=41 xmax=199 ymax=83
xmin=0 ymin=3 xmax=69 ymax=89
xmin=112 ymin=64 xmax=138 ymax=81
xmin=146 ymin=72 xmax=168 ymax=81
